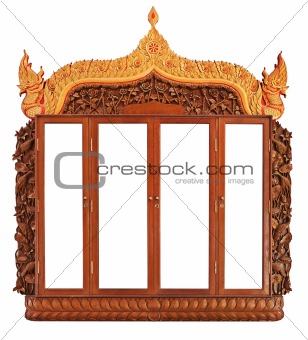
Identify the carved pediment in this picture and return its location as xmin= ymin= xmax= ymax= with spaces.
xmin=18 ymin=7 xmax=288 ymax=119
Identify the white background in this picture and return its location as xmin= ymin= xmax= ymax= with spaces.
xmin=0 ymin=0 xmax=307 ymax=339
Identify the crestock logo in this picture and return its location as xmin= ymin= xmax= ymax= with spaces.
xmin=54 ymin=152 xmax=106 ymax=189
xmin=97 ymin=163 xmax=254 ymax=176
xmin=54 ymin=152 xmax=254 ymax=188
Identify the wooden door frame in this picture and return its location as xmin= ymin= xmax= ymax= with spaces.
xmin=217 ymin=116 xmax=272 ymax=296
xmin=27 ymin=113 xmax=283 ymax=321
xmin=36 ymin=115 xmax=91 ymax=296
xmin=90 ymin=115 xmax=215 ymax=296
xmin=36 ymin=114 xmax=271 ymax=297
xmin=90 ymin=115 xmax=153 ymax=296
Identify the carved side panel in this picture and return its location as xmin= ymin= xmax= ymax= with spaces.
xmin=272 ymin=121 xmax=292 ymax=294
xmin=13 ymin=119 xmax=292 ymax=297
xmin=13 ymin=120 xmax=35 ymax=294
xmin=25 ymin=296 xmax=284 ymax=321
xmin=61 ymin=74 xmax=245 ymax=116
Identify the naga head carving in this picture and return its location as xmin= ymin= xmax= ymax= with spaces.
xmin=18 ymin=50 xmax=44 ymax=96
xmin=262 ymin=52 xmax=289 ymax=97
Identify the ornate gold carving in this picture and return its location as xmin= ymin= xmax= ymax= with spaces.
xmin=262 ymin=53 xmax=289 ymax=119
xmin=148 ymin=6 xmax=159 ymax=28
xmin=272 ymin=121 xmax=292 ymax=294
xmin=25 ymin=296 xmax=284 ymax=321
xmin=18 ymin=51 xmax=45 ymax=118
xmin=12 ymin=120 xmax=36 ymax=294
xmin=18 ymin=8 xmax=287 ymax=119
xmin=14 ymin=6 xmax=291 ymax=299
xmin=61 ymin=73 xmax=244 ymax=116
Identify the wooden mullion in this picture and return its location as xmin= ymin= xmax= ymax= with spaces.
xmin=217 ymin=118 xmax=226 ymax=295
xmin=152 ymin=118 xmax=161 ymax=293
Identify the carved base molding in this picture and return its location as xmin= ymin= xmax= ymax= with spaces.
xmin=25 ymin=296 xmax=284 ymax=321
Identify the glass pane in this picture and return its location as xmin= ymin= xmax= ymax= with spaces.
xmin=99 ymin=124 xmax=147 ymax=288
xmin=160 ymin=124 xmax=209 ymax=289
xmin=225 ymin=124 xmax=263 ymax=289
xmin=45 ymin=124 xmax=83 ymax=289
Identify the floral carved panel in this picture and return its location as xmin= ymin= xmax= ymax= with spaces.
xmin=25 ymin=296 xmax=284 ymax=321
xmin=13 ymin=120 xmax=35 ymax=295
xmin=61 ymin=73 xmax=245 ymax=116
xmin=13 ymin=119 xmax=292 ymax=297
xmin=272 ymin=121 xmax=292 ymax=295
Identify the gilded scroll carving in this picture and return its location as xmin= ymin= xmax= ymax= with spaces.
xmin=261 ymin=53 xmax=288 ymax=120
xmin=17 ymin=8 xmax=288 ymax=119
xmin=272 ymin=121 xmax=292 ymax=294
xmin=18 ymin=51 xmax=45 ymax=119
xmin=12 ymin=120 xmax=36 ymax=294
xmin=25 ymin=296 xmax=284 ymax=321
xmin=61 ymin=74 xmax=244 ymax=116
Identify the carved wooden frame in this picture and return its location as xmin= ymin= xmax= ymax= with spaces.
xmin=14 ymin=7 xmax=292 ymax=321
xmin=25 ymin=296 xmax=284 ymax=321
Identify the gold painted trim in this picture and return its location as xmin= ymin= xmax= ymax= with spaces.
xmin=18 ymin=7 xmax=288 ymax=120
xmin=54 ymin=66 xmax=253 ymax=115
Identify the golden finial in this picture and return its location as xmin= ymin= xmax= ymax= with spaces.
xmin=148 ymin=6 xmax=159 ymax=28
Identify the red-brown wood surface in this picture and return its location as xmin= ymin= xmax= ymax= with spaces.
xmin=36 ymin=116 xmax=90 ymax=296
xmin=123 ymin=101 xmax=185 ymax=115
xmin=217 ymin=116 xmax=272 ymax=296
xmin=25 ymin=296 xmax=284 ymax=321
xmin=33 ymin=115 xmax=274 ymax=297
xmin=13 ymin=112 xmax=291 ymax=321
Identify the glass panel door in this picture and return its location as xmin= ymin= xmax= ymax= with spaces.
xmin=98 ymin=123 xmax=148 ymax=289
xmin=44 ymin=123 xmax=83 ymax=289
xmin=222 ymin=121 xmax=267 ymax=293
xmin=38 ymin=115 xmax=270 ymax=297
xmin=160 ymin=123 xmax=210 ymax=289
